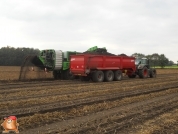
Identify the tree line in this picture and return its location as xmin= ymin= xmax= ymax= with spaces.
xmin=0 ymin=46 xmax=176 ymax=68
xmin=132 ymin=53 xmax=175 ymax=68
xmin=0 ymin=46 xmax=40 ymax=66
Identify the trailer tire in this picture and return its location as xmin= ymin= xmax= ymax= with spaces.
xmin=104 ymin=70 xmax=114 ymax=82
xmin=139 ymin=67 xmax=148 ymax=78
xmin=63 ymin=69 xmax=75 ymax=80
xmin=150 ymin=69 xmax=156 ymax=78
xmin=114 ymin=70 xmax=122 ymax=81
xmin=92 ymin=71 xmax=104 ymax=82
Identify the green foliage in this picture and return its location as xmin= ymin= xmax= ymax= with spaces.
xmin=158 ymin=54 xmax=169 ymax=68
xmin=154 ymin=65 xmax=178 ymax=69
xmin=131 ymin=53 xmax=145 ymax=58
xmin=0 ymin=46 xmax=40 ymax=66
xmin=132 ymin=53 xmax=170 ymax=68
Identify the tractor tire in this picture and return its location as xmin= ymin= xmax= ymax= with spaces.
xmin=139 ymin=67 xmax=148 ymax=78
xmin=53 ymin=71 xmax=60 ymax=79
xmin=92 ymin=71 xmax=104 ymax=82
xmin=53 ymin=73 xmax=58 ymax=79
xmin=63 ymin=69 xmax=75 ymax=80
xmin=104 ymin=70 xmax=114 ymax=82
xmin=150 ymin=69 xmax=156 ymax=78
xmin=128 ymin=74 xmax=136 ymax=78
xmin=114 ymin=70 xmax=122 ymax=81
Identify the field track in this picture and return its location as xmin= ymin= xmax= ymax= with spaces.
xmin=0 ymin=69 xmax=178 ymax=134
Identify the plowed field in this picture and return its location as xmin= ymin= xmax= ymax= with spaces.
xmin=0 ymin=67 xmax=178 ymax=134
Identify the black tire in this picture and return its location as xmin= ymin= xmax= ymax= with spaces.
xmin=63 ymin=69 xmax=75 ymax=80
xmin=128 ymin=74 xmax=136 ymax=78
xmin=150 ymin=69 xmax=156 ymax=78
xmin=92 ymin=71 xmax=104 ymax=82
xmin=80 ymin=76 xmax=90 ymax=81
xmin=53 ymin=70 xmax=60 ymax=79
xmin=114 ymin=70 xmax=122 ymax=81
xmin=104 ymin=70 xmax=114 ymax=82
xmin=139 ymin=67 xmax=148 ymax=78
xmin=53 ymin=72 xmax=58 ymax=79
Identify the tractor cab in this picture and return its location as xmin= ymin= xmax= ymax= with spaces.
xmin=135 ymin=57 xmax=150 ymax=69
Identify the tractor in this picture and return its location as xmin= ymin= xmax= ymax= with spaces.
xmin=128 ymin=57 xmax=156 ymax=78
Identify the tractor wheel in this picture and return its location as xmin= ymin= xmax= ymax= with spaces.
xmin=150 ymin=69 xmax=156 ymax=78
xmin=114 ymin=70 xmax=122 ymax=81
xmin=104 ymin=70 xmax=114 ymax=82
xmin=80 ymin=76 xmax=90 ymax=81
xmin=139 ymin=67 xmax=148 ymax=78
xmin=53 ymin=71 xmax=60 ymax=79
xmin=128 ymin=74 xmax=136 ymax=78
xmin=53 ymin=72 xmax=58 ymax=79
xmin=63 ymin=69 xmax=75 ymax=80
xmin=92 ymin=71 xmax=104 ymax=82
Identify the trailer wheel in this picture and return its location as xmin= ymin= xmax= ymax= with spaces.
xmin=150 ymin=69 xmax=156 ymax=78
xmin=92 ymin=71 xmax=104 ymax=82
xmin=63 ymin=69 xmax=75 ymax=80
xmin=139 ymin=67 xmax=148 ymax=78
xmin=114 ymin=70 xmax=122 ymax=81
xmin=104 ymin=70 xmax=114 ymax=82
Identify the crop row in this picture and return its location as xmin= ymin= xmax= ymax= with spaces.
xmin=19 ymin=87 xmax=178 ymax=133
xmin=1 ymin=74 xmax=178 ymax=98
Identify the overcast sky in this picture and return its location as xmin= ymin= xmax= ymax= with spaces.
xmin=0 ymin=0 xmax=178 ymax=63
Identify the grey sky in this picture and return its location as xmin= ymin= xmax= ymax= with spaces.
xmin=0 ymin=0 xmax=178 ymax=63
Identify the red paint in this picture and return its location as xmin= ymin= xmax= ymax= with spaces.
xmin=70 ymin=54 xmax=136 ymax=76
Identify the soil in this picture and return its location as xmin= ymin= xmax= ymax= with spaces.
xmin=0 ymin=70 xmax=178 ymax=134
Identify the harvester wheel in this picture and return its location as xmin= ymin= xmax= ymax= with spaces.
xmin=139 ymin=67 xmax=148 ymax=78
xmin=114 ymin=70 xmax=122 ymax=81
xmin=92 ymin=71 xmax=104 ymax=82
xmin=63 ymin=69 xmax=75 ymax=80
xmin=150 ymin=69 xmax=156 ymax=78
xmin=53 ymin=71 xmax=60 ymax=79
xmin=104 ymin=70 xmax=114 ymax=82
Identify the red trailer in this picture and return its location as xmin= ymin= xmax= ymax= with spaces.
xmin=70 ymin=54 xmax=136 ymax=82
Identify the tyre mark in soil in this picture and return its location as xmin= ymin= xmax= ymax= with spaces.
xmin=1 ymin=84 xmax=178 ymax=119
xmin=1 ymin=79 xmax=178 ymax=102
xmin=0 ymin=73 xmax=177 ymax=91
xmin=103 ymin=100 xmax=178 ymax=134
xmin=152 ymin=122 xmax=178 ymax=134
xmin=21 ymin=90 xmax=178 ymax=134
xmin=0 ymin=75 xmax=178 ymax=94
xmin=71 ymin=99 xmax=178 ymax=134
xmin=0 ymin=80 xmax=82 ymax=91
